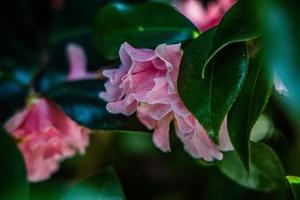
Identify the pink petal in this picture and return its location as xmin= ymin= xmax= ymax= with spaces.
xmin=106 ymin=98 xmax=138 ymax=116
xmin=175 ymin=115 xmax=223 ymax=161
xmin=146 ymin=77 xmax=170 ymax=104
xmin=148 ymin=104 xmax=172 ymax=120
xmin=120 ymin=42 xmax=155 ymax=63
xmin=153 ymin=113 xmax=173 ymax=152
xmin=218 ymin=117 xmax=234 ymax=151
xmin=66 ymin=43 xmax=97 ymax=80
xmin=137 ymin=104 xmax=156 ymax=129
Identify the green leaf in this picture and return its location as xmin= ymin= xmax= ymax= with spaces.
xmin=218 ymin=142 xmax=287 ymax=192
xmin=201 ymin=0 xmax=260 ymax=77
xmin=178 ymin=28 xmax=248 ymax=140
xmin=257 ymin=0 xmax=300 ymax=121
xmin=228 ymin=52 xmax=273 ymax=170
xmin=64 ymin=167 xmax=126 ymax=200
xmin=0 ymin=128 xmax=29 ymax=200
xmin=93 ymin=2 xmax=198 ymax=60
xmin=30 ymin=180 xmax=66 ymax=200
xmin=287 ymin=176 xmax=300 ymax=200
xmin=44 ymin=80 xmax=147 ymax=131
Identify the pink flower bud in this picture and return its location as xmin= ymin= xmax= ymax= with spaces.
xmin=5 ymin=98 xmax=90 ymax=182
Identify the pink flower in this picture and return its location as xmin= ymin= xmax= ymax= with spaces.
xmin=100 ymin=43 xmax=233 ymax=161
xmin=66 ymin=43 xmax=98 ymax=81
xmin=174 ymin=0 xmax=237 ymax=32
xmin=4 ymin=98 xmax=90 ymax=182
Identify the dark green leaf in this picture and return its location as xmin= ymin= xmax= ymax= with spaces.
xmin=44 ymin=79 xmax=147 ymax=132
xmin=49 ymin=0 xmax=114 ymax=73
xmin=201 ymin=0 xmax=260 ymax=77
xmin=178 ymin=29 xmax=248 ymax=140
xmin=0 ymin=65 xmax=31 ymax=122
xmin=0 ymin=128 xmax=29 ymax=200
xmin=94 ymin=2 xmax=198 ymax=59
xmin=64 ymin=167 xmax=126 ymax=200
xmin=218 ymin=142 xmax=287 ymax=192
xmin=287 ymin=176 xmax=300 ymax=200
xmin=228 ymin=52 xmax=273 ymax=169
xmin=30 ymin=180 xmax=66 ymax=200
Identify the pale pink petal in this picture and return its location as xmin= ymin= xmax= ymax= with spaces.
xmin=4 ymin=108 xmax=28 ymax=137
xmin=146 ymin=77 xmax=170 ymax=104
xmin=174 ymin=113 xmax=194 ymax=135
xmin=66 ymin=43 xmax=97 ymax=80
xmin=155 ymin=43 xmax=182 ymax=69
xmin=218 ymin=117 xmax=234 ymax=151
xmin=148 ymin=104 xmax=172 ymax=120
xmin=137 ymin=104 xmax=156 ymax=129
xmin=178 ymin=127 xmax=223 ymax=161
xmin=99 ymin=81 xmax=124 ymax=102
xmin=120 ymin=42 xmax=155 ymax=63
xmin=175 ymin=116 xmax=223 ymax=161
xmin=106 ymin=98 xmax=138 ymax=116
xmin=153 ymin=113 xmax=173 ymax=152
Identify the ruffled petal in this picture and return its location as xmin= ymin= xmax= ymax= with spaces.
xmin=153 ymin=113 xmax=173 ymax=152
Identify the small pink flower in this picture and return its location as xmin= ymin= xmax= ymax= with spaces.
xmin=100 ymin=43 xmax=233 ymax=161
xmin=66 ymin=43 xmax=98 ymax=81
xmin=174 ymin=0 xmax=237 ymax=32
xmin=5 ymin=97 xmax=90 ymax=182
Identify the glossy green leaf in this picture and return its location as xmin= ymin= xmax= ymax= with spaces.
xmin=94 ymin=2 xmax=198 ymax=59
xmin=0 ymin=128 xmax=29 ymax=200
xmin=201 ymin=0 xmax=260 ymax=77
xmin=228 ymin=52 xmax=273 ymax=170
xmin=64 ymin=167 xmax=126 ymax=200
xmin=287 ymin=176 xmax=300 ymax=200
xmin=257 ymin=0 xmax=300 ymax=121
xmin=178 ymin=28 xmax=248 ymax=140
xmin=44 ymin=79 xmax=147 ymax=132
xmin=218 ymin=142 xmax=287 ymax=192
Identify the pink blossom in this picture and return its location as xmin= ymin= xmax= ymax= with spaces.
xmin=66 ymin=43 xmax=98 ymax=81
xmin=5 ymin=98 xmax=89 ymax=182
xmin=100 ymin=43 xmax=233 ymax=161
xmin=174 ymin=0 xmax=237 ymax=32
